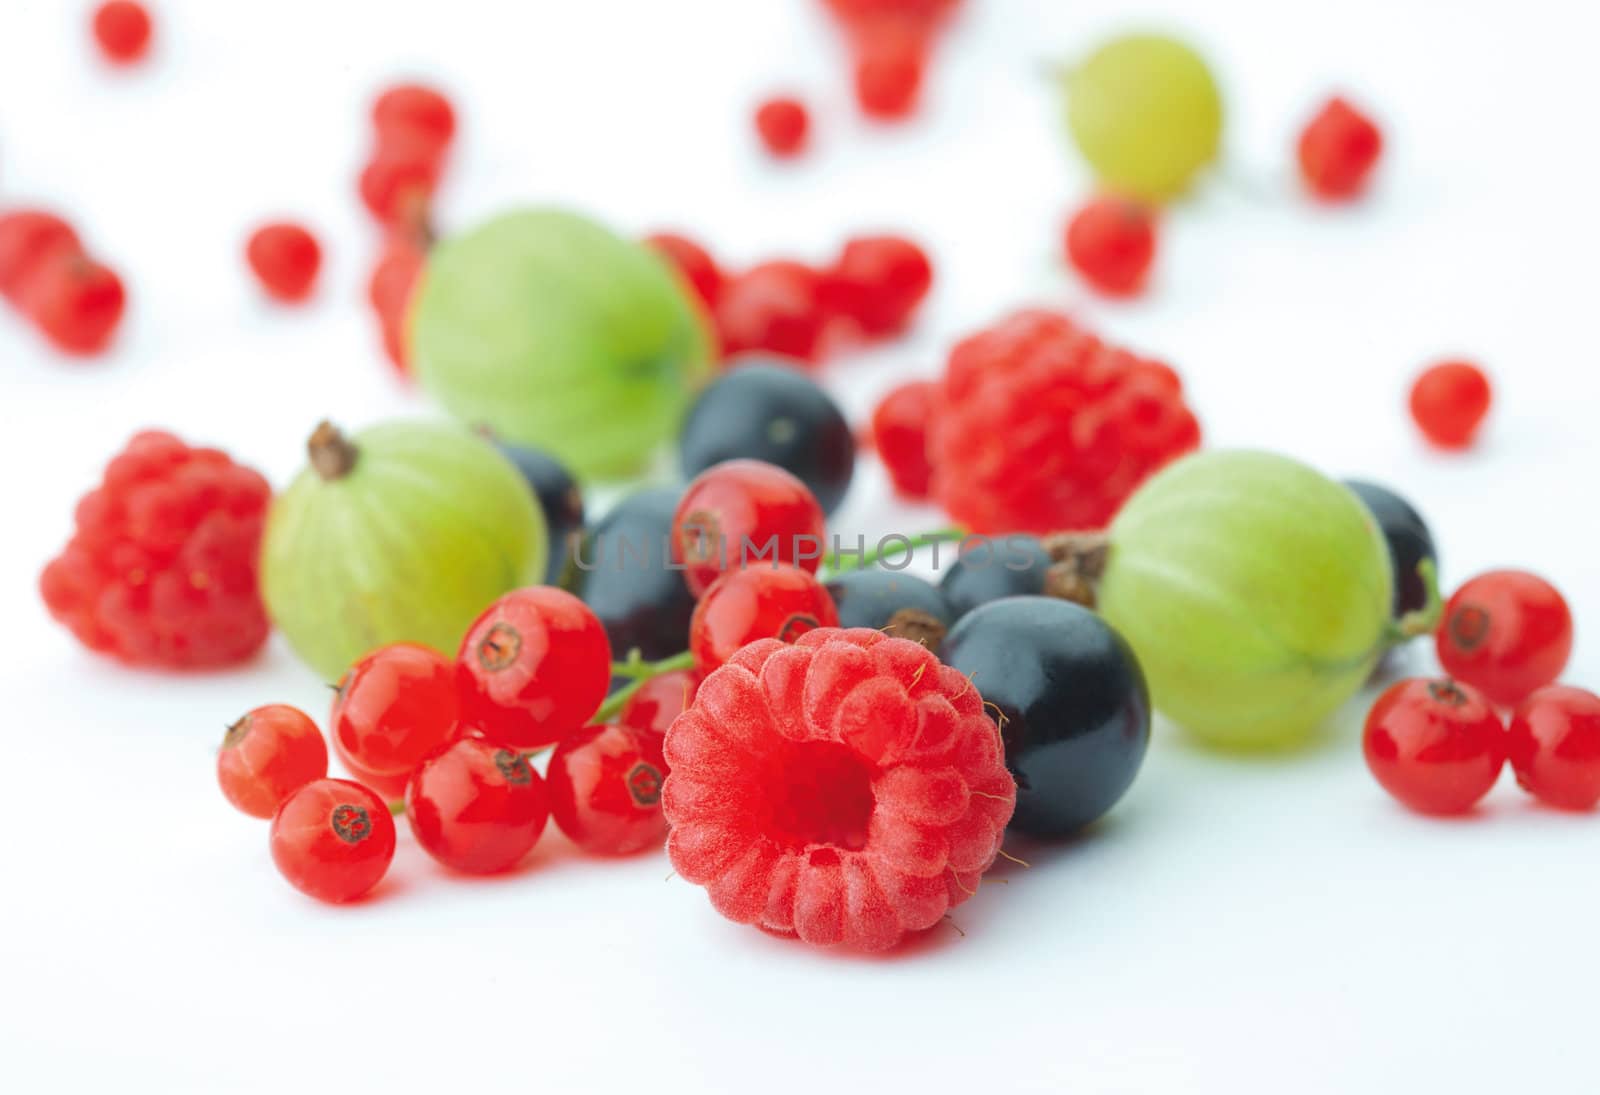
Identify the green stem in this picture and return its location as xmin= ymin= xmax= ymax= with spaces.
xmin=595 ymin=650 xmax=696 ymax=723
xmin=388 ymin=799 xmax=405 ymax=817
xmin=1383 ymin=558 xmax=1444 ymax=648
xmin=823 ymin=527 xmax=968 ymax=576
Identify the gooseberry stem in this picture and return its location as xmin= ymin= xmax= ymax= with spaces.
xmin=822 ymin=526 xmax=968 ymax=576
xmin=596 ymin=650 xmax=697 ymax=723
xmin=1384 ymin=558 xmax=1444 ymax=648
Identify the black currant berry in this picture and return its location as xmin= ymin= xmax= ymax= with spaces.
xmin=1345 ymin=479 xmax=1438 ymax=617
xmin=938 ymin=596 xmax=1150 ymax=838
xmin=823 ymin=569 xmax=953 ymax=648
xmin=679 ymin=360 xmax=855 ymax=514
xmin=937 ymin=534 xmax=1053 ymax=621
xmin=495 ymin=441 xmax=585 ymax=585
xmin=569 ymin=488 xmax=695 ymax=661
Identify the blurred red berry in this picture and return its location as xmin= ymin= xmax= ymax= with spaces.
xmin=0 ymin=211 xmax=82 ymax=301
xmin=245 ymin=222 xmax=322 ymax=304
xmin=359 ymin=142 xmax=441 ymax=230
xmin=1065 ymin=197 xmax=1156 ymax=296
xmin=853 ymin=23 xmax=926 ymax=119
xmin=618 ymin=669 xmax=701 ymax=739
xmin=19 ymin=250 xmax=126 ymax=356
xmin=1298 ymin=96 xmax=1383 ymax=201
xmin=754 ymin=96 xmax=811 ymax=158
xmin=373 ymin=83 xmax=457 ymax=152
xmin=645 ymin=232 xmax=723 ymax=308
xmin=821 ymin=234 xmax=932 ymax=337
xmin=91 ymin=1 xmax=153 ymax=65
xmin=715 ymin=261 xmax=828 ymax=362
xmin=1409 ymin=360 xmax=1491 ymax=449
xmin=871 ymin=380 xmax=937 ymax=499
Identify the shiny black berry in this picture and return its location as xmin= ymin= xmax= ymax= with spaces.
xmin=937 ymin=534 xmax=1053 ymax=621
xmin=823 ymin=569 xmax=952 ymax=648
xmin=1345 ymin=479 xmax=1438 ymax=617
xmin=938 ymin=596 xmax=1150 ymax=838
xmin=495 ymin=441 xmax=584 ymax=585
xmin=569 ymin=488 xmax=695 ymax=661
xmin=679 ymin=360 xmax=855 ymax=514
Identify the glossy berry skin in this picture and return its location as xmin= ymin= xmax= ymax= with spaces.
xmin=569 ymin=488 xmax=698 ymax=661
xmin=330 ymin=642 xmax=460 ymax=797
xmin=824 ymin=569 xmax=952 ymax=649
xmin=1344 ymin=480 xmax=1439 ymax=618
xmin=1508 ymin=686 xmax=1600 ymax=811
xmin=870 ymin=380 xmax=937 ymax=500
xmin=270 ymin=779 xmax=397 ymax=903
xmin=939 ymin=597 xmax=1150 ymax=837
xmin=690 ymin=565 xmax=840 ymax=673
xmin=1298 ymin=97 xmax=1382 ymax=201
xmin=714 ymin=261 xmax=828 ymax=363
xmin=547 ymin=723 xmax=670 ymax=855
xmin=1065 ymin=197 xmax=1156 ymax=296
xmin=0 ymin=211 xmax=81 ymax=301
xmin=92 ymin=1 xmax=152 ymax=65
xmin=245 ymin=223 xmax=322 ymax=304
xmin=680 ymin=361 xmax=855 ymax=515
xmin=618 ymin=668 xmax=701 ymax=738
xmin=754 ymin=96 xmax=811 ymax=157
xmin=19 ymin=251 xmax=126 ymax=356
xmin=644 ymin=232 xmax=724 ymax=308
xmin=405 ymin=738 xmax=551 ymax=873
xmin=938 ymin=534 xmax=1053 ymax=621
xmin=456 ymin=587 xmax=613 ymax=748
xmin=1437 ymin=571 xmax=1574 ymax=707
xmin=1363 ymin=678 xmax=1506 ymax=815
xmin=672 ymin=459 xmax=828 ymax=597
xmin=1409 ymin=361 xmax=1491 ymax=449
xmin=372 ymin=83 xmax=457 ymax=151
xmin=493 ymin=442 xmax=584 ymax=584
xmin=217 ymin=704 xmax=329 ymax=819
xmin=820 ymin=235 xmax=933 ymax=337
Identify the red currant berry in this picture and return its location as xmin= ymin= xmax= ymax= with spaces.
xmin=456 ymin=587 xmax=613 ymax=748
xmin=1298 ymin=96 xmax=1382 ymax=201
xmin=672 ymin=459 xmax=827 ymax=597
xmin=820 ymin=234 xmax=933 ymax=337
xmin=217 ymin=704 xmax=329 ymax=819
xmin=1437 ymin=570 xmax=1574 ymax=707
xmin=1064 ymin=196 xmax=1156 ymax=296
xmin=245 ymin=222 xmax=322 ymax=304
xmin=330 ymin=642 xmax=459 ymax=797
xmin=853 ymin=23 xmax=926 ymax=119
xmin=870 ymin=380 xmax=937 ymax=499
xmin=547 ymin=723 xmax=669 ymax=855
xmin=91 ymin=1 xmax=153 ymax=65
xmin=754 ymin=96 xmax=810 ymax=158
xmin=1363 ymin=678 xmax=1507 ymax=815
xmin=1409 ymin=360 xmax=1491 ymax=449
xmin=367 ymin=236 xmax=425 ymax=374
xmin=270 ymin=778 xmax=397 ymax=903
xmin=618 ymin=668 xmax=701 ymax=738
xmin=689 ymin=564 xmax=840 ymax=673
xmin=359 ymin=143 xmax=441 ymax=230
xmin=372 ymin=83 xmax=457 ymax=152
xmin=714 ymin=261 xmax=828 ymax=363
xmin=644 ymin=232 xmax=723 ymax=309
xmin=18 ymin=250 xmax=126 ymax=356
xmin=0 ymin=211 xmax=81 ymax=301
xmin=405 ymin=738 xmax=551 ymax=873
xmin=1508 ymin=686 xmax=1600 ymax=811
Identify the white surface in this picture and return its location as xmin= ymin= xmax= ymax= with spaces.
xmin=3 ymin=1 xmax=1599 ymax=1091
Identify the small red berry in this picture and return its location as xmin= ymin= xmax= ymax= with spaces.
xmin=644 ymin=232 xmax=723 ymax=309
xmin=1437 ymin=570 xmax=1574 ymax=708
xmin=1508 ymin=686 xmax=1600 ymax=811
xmin=1409 ymin=360 xmax=1491 ymax=449
xmin=714 ymin=261 xmax=829 ymax=363
xmin=853 ymin=23 xmax=926 ymax=119
xmin=330 ymin=643 xmax=460 ymax=797
xmin=690 ymin=564 xmax=840 ymax=674
xmin=870 ymin=380 xmax=937 ymax=499
xmin=367 ymin=236 xmax=425 ymax=374
xmin=547 ymin=723 xmax=670 ymax=855
xmin=245 ymin=222 xmax=322 ymax=304
xmin=1363 ymin=678 xmax=1507 ymax=815
xmin=1298 ymin=96 xmax=1383 ymax=201
xmin=820 ymin=234 xmax=933 ymax=337
xmin=618 ymin=668 xmax=701 ymax=738
xmin=456 ymin=587 xmax=613 ymax=749
xmin=754 ymin=96 xmax=811 ymax=158
xmin=372 ymin=83 xmax=457 ymax=152
xmin=0 ymin=211 xmax=81 ymax=301
xmin=672 ymin=459 xmax=827 ymax=597
xmin=91 ymin=1 xmax=153 ymax=66
xmin=217 ymin=704 xmax=329 ymax=819
xmin=1064 ymin=197 xmax=1157 ymax=296
xmin=270 ymin=778 xmax=397 ymax=903
xmin=405 ymin=738 xmax=551 ymax=873
xmin=18 ymin=250 xmax=126 ymax=356
xmin=359 ymin=143 xmax=441 ymax=230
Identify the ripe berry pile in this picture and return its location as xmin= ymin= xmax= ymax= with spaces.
xmin=0 ymin=210 xmax=126 ymax=356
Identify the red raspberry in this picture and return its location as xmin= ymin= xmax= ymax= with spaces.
xmin=246 ymin=222 xmax=322 ymax=303
xmin=932 ymin=310 xmax=1200 ymax=533
xmin=754 ymin=96 xmax=811 ymax=158
xmin=870 ymin=380 xmax=937 ymax=499
xmin=1298 ymin=97 xmax=1382 ymax=201
xmin=92 ymin=1 xmax=153 ymax=66
xmin=820 ymin=234 xmax=933 ymax=337
xmin=1064 ymin=197 xmax=1157 ymax=296
xmin=714 ymin=261 xmax=829 ymax=363
xmin=644 ymin=232 xmax=724 ymax=309
xmin=0 ymin=211 xmax=81 ymax=301
xmin=1409 ymin=360 xmax=1491 ymax=449
xmin=664 ymin=628 xmax=1016 ymax=950
xmin=39 ymin=430 xmax=273 ymax=667
xmin=372 ymin=83 xmax=457 ymax=153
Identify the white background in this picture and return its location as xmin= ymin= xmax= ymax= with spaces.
xmin=4 ymin=1 xmax=1599 ymax=1091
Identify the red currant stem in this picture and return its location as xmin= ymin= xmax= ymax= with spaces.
xmin=1383 ymin=558 xmax=1444 ymax=648
xmin=822 ymin=526 xmax=968 ymax=576
xmin=593 ymin=650 xmax=697 ymax=723
xmin=387 ymin=799 xmax=405 ymax=817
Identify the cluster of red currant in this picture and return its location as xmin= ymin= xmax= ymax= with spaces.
xmin=1365 ymin=569 xmax=1592 ymax=815
xmin=645 ymin=231 xmax=932 ymax=366
xmin=0 ymin=210 xmax=126 ymax=356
